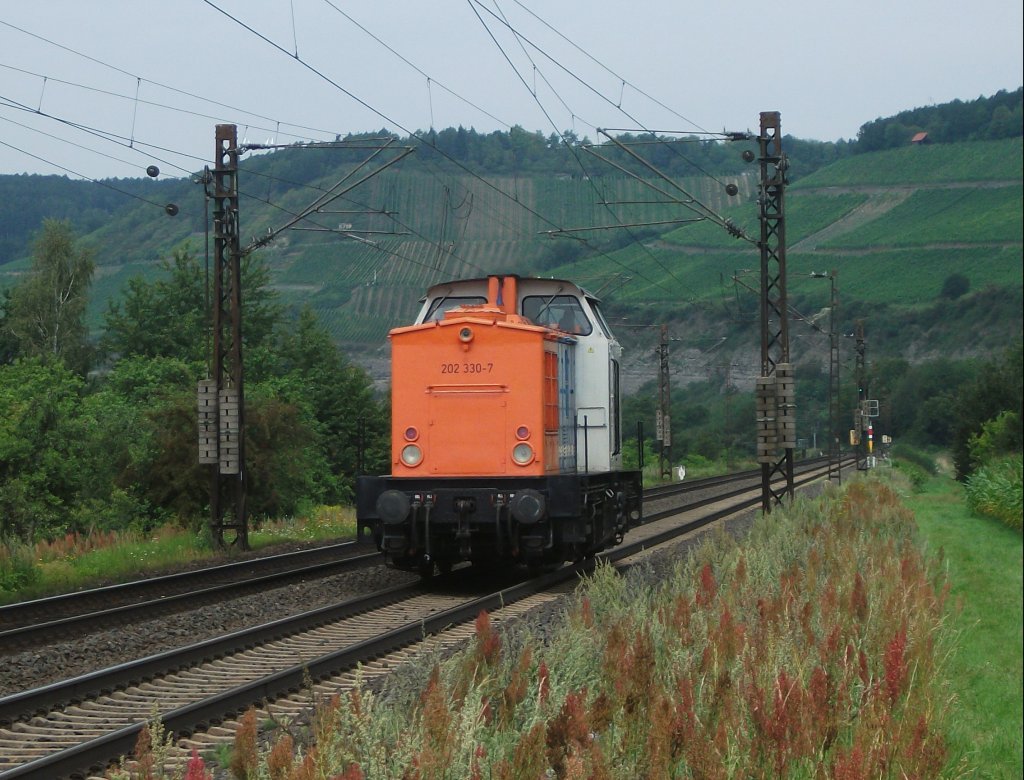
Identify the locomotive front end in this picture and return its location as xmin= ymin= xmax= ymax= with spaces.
xmin=356 ymin=275 xmax=642 ymax=576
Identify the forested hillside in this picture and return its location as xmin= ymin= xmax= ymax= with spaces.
xmin=0 ymin=91 xmax=1020 ymax=386
xmin=0 ymin=91 xmax=1020 ymax=552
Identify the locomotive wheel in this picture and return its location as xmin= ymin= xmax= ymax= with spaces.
xmin=527 ymin=561 xmax=562 ymax=576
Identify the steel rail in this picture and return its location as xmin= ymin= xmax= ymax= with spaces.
xmin=642 ymin=455 xmax=830 ymax=500
xmin=0 ymin=547 xmax=381 ymax=649
xmin=0 ymin=461 xmax=839 ymax=780
xmin=0 ymin=458 xmax=828 ymax=646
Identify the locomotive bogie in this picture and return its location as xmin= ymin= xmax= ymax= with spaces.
xmin=356 ymin=471 xmax=642 ymax=571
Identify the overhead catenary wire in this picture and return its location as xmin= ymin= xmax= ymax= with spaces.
xmin=509 ymin=0 xmax=713 ymax=136
xmin=232 ymin=140 xmax=496 ymax=280
xmin=4 ymin=76 xmax=487 ymax=277
xmin=0 ymin=92 xmax=206 ymax=178
xmin=589 ymin=130 xmax=755 ymax=241
xmin=316 ymin=0 xmax=513 ymax=131
xmin=467 ymin=0 xmax=762 ymax=300
xmin=0 ymin=137 xmax=176 ymax=212
xmin=3 ymin=15 xmax=491 ymax=280
xmin=0 ymin=62 xmax=321 ymax=151
xmin=730 ymin=272 xmax=830 ymax=336
xmin=467 ymin=0 xmax=746 ymax=189
xmin=244 ymin=142 xmax=415 ymax=254
xmin=0 ymin=110 xmax=172 ymax=178
xmin=467 ymin=0 xmax=717 ymax=301
xmin=4 ymin=4 xmax=756 ymax=304
xmin=203 ymin=0 xmax=687 ymax=300
xmin=0 ymin=20 xmax=342 ymax=140
xmin=235 ymin=184 xmax=473 ymax=276
xmin=234 ymin=142 xmax=492 ymax=279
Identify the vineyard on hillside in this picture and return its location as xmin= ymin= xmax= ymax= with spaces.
xmin=263 ymin=169 xmax=757 ymax=345
xmin=9 ymin=136 xmax=1013 ymax=356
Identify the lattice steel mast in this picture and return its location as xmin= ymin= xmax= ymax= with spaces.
xmin=754 ymin=112 xmax=795 ymax=512
xmin=199 ymin=124 xmax=248 ymax=550
xmin=827 ymin=270 xmax=842 ymax=482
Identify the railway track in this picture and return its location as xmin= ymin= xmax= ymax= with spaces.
xmin=0 ymin=460 xmax=842 ymax=779
xmin=0 ymin=457 xmax=835 ymax=651
xmin=0 ymin=541 xmax=381 ymax=649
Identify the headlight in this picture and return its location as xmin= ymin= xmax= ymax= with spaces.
xmin=512 ymin=442 xmax=534 ymax=465
xmin=403 ymin=426 xmax=419 ymax=441
xmin=401 ymin=444 xmax=423 ymax=467
xmin=515 ymin=425 xmax=530 ymax=440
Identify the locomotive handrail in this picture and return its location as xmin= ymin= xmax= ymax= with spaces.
xmin=426 ymin=383 xmax=508 ymax=393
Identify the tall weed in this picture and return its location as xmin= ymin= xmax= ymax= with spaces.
xmin=1 ymin=506 xmax=357 ymax=603
xmin=964 ymin=455 xmax=1024 ymax=529
xmin=0 ymin=540 xmax=39 ymax=592
xmin=233 ymin=478 xmax=958 ymax=778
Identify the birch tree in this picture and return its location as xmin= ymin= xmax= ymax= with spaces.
xmin=6 ymin=219 xmax=94 ymax=373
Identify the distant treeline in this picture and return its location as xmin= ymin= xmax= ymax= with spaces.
xmin=258 ymin=124 xmax=847 ymax=183
xmin=856 ymin=87 xmax=1022 ymax=151
xmin=270 ymin=87 xmax=1021 ymax=178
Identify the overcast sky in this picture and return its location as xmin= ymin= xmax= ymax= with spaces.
xmin=1 ymin=0 xmax=1021 ymax=181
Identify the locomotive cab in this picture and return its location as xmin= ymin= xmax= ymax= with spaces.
xmin=356 ymin=275 xmax=642 ymax=575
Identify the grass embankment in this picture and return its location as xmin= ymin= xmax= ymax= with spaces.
xmin=201 ymin=477 xmax=978 ymax=779
xmin=0 ymin=506 xmax=357 ymax=605
xmin=905 ymin=474 xmax=1023 ymax=777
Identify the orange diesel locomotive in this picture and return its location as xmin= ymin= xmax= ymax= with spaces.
xmin=356 ymin=275 xmax=643 ymax=575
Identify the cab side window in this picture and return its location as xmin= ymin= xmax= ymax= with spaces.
xmin=522 ymin=295 xmax=593 ymax=335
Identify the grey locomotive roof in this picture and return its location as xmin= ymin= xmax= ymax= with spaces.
xmin=420 ymin=275 xmax=600 ymax=304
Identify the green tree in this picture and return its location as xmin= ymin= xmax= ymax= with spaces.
xmin=940 ymin=272 xmax=971 ymax=300
xmin=952 ymin=343 xmax=1024 ymax=478
xmin=243 ymin=382 xmax=337 ymax=517
xmin=986 ymin=104 xmax=1016 ymax=140
xmin=0 ymin=358 xmax=86 ymax=542
xmin=80 ymin=356 xmax=199 ymax=527
xmin=968 ymin=410 xmax=1021 ymax=466
xmin=117 ymin=377 xmax=337 ymax=526
xmin=102 ymin=245 xmax=281 ymax=369
xmin=98 ymin=248 xmax=386 ymax=522
xmin=101 ymin=247 xmax=208 ymax=366
xmin=890 ymin=358 xmax=975 ymax=446
xmin=0 ymin=289 xmax=20 ymax=364
xmin=5 ymin=220 xmax=94 ymax=373
xmin=274 ymin=306 xmax=388 ymax=499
